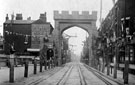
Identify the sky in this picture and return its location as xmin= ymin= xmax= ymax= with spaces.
xmin=0 ymin=0 xmax=114 ymax=35
xmin=0 ymin=0 xmax=114 ymax=56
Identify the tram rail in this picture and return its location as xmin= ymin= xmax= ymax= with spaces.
xmin=18 ymin=62 xmax=125 ymax=85
xmin=78 ymin=64 xmax=87 ymax=85
xmin=56 ymin=65 xmax=74 ymax=85
xmin=27 ymin=64 xmax=67 ymax=85
xmin=57 ymin=63 xmax=87 ymax=85
xmin=84 ymin=64 xmax=123 ymax=85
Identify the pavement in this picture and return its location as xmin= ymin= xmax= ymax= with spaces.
xmin=0 ymin=64 xmax=40 ymax=84
xmin=104 ymin=67 xmax=135 ymax=85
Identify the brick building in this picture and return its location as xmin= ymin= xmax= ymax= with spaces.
xmin=4 ymin=14 xmax=33 ymax=55
xmin=3 ymin=13 xmax=54 ymax=56
xmin=31 ymin=13 xmax=53 ymax=49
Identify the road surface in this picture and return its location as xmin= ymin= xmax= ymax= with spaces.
xmin=10 ymin=62 xmax=122 ymax=85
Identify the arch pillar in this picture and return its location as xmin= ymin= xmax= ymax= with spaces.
xmin=88 ymin=36 xmax=93 ymax=66
xmin=57 ymin=33 xmax=62 ymax=65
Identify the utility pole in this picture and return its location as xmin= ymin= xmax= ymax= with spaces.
xmin=100 ymin=0 xmax=102 ymax=24
xmin=112 ymin=0 xmax=115 ymax=5
xmin=124 ymin=0 xmax=129 ymax=84
xmin=102 ymin=37 xmax=105 ymax=73
xmin=114 ymin=4 xmax=119 ymax=79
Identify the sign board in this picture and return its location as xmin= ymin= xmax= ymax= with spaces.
xmin=27 ymin=48 xmax=40 ymax=52
xmin=45 ymin=43 xmax=53 ymax=48
xmin=19 ymin=56 xmax=34 ymax=59
xmin=48 ymin=44 xmax=53 ymax=48
xmin=10 ymin=54 xmax=15 ymax=58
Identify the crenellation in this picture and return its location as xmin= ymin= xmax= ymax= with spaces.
xmin=54 ymin=11 xmax=59 ymax=15
xmin=82 ymin=11 xmax=89 ymax=15
xmin=92 ymin=11 xmax=97 ymax=16
xmin=72 ymin=11 xmax=79 ymax=15
xmin=62 ymin=11 xmax=69 ymax=15
xmin=92 ymin=11 xmax=97 ymax=19
xmin=54 ymin=10 xmax=97 ymax=20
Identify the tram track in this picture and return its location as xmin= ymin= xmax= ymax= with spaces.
xmin=27 ymin=68 xmax=62 ymax=85
xmin=56 ymin=65 xmax=74 ymax=85
xmin=22 ymin=62 xmax=123 ymax=85
xmin=78 ymin=64 xmax=87 ymax=85
xmin=56 ymin=63 xmax=87 ymax=85
xmin=27 ymin=64 xmax=69 ymax=85
xmin=84 ymin=64 xmax=123 ymax=85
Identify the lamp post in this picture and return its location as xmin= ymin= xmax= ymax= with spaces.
xmin=9 ymin=45 xmax=15 ymax=83
xmin=9 ymin=13 xmax=15 ymax=83
xmin=123 ymin=0 xmax=129 ymax=84
xmin=43 ymin=36 xmax=49 ymax=69
xmin=101 ymin=36 xmax=106 ymax=73
xmin=107 ymin=41 xmax=112 ymax=75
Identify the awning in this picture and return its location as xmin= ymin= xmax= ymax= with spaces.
xmin=0 ymin=54 xmax=9 ymax=58
xmin=27 ymin=48 xmax=40 ymax=52
xmin=19 ymin=56 xmax=35 ymax=59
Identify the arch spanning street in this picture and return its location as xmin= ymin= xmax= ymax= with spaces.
xmin=53 ymin=11 xmax=98 ymax=65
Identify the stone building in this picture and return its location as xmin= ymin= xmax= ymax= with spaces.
xmin=53 ymin=10 xmax=97 ymax=65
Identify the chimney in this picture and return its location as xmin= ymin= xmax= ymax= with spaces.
xmin=6 ymin=14 xmax=9 ymax=21
xmin=16 ymin=14 xmax=23 ymax=20
xmin=39 ymin=12 xmax=46 ymax=22
xmin=27 ymin=17 xmax=31 ymax=20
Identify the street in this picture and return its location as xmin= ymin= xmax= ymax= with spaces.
xmin=3 ymin=62 xmax=123 ymax=85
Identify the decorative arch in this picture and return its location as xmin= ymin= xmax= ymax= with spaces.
xmin=53 ymin=10 xmax=98 ymax=65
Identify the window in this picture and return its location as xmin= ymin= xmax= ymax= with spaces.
xmin=24 ymin=35 xmax=28 ymax=44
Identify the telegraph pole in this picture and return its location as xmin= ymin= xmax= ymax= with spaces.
xmin=9 ymin=13 xmax=15 ymax=83
xmin=124 ymin=0 xmax=129 ymax=84
xmin=112 ymin=0 xmax=115 ymax=5
xmin=100 ymin=0 xmax=102 ymax=24
xmin=114 ymin=4 xmax=119 ymax=79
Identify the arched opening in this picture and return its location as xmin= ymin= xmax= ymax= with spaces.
xmin=61 ymin=26 xmax=89 ymax=63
